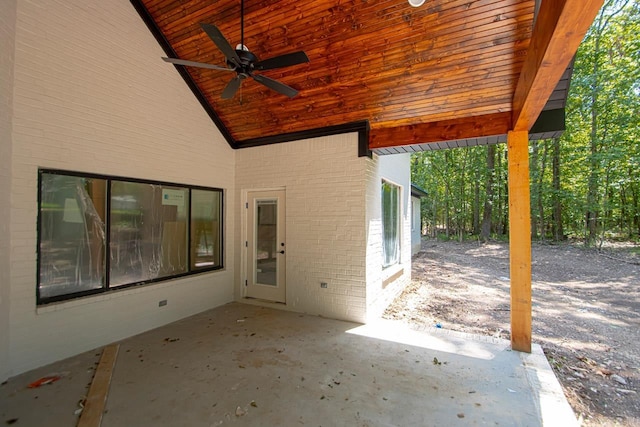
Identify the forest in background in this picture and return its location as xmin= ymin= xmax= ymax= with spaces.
xmin=412 ymin=0 xmax=640 ymax=246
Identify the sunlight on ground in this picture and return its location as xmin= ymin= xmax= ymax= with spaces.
xmin=574 ymin=310 xmax=629 ymax=327
xmin=346 ymin=318 xmax=506 ymax=360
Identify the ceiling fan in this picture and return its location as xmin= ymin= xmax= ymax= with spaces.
xmin=162 ymin=0 xmax=309 ymax=99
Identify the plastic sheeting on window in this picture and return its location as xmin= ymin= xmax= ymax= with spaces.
xmin=39 ymin=174 xmax=106 ymax=298
xmin=109 ymin=182 xmax=188 ymax=287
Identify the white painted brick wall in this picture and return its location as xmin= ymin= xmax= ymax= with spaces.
xmin=0 ymin=0 xmax=18 ymax=382
xmin=5 ymin=0 xmax=236 ymax=378
xmin=235 ymin=135 xmax=369 ymax=323
xmin=365 ymin=153 xmax=412 ymax=321
xmin=235 ymin=138 xmax=411 ymax=324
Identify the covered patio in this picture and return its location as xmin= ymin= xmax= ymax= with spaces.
xmin=1 ymin=303 xmax=576 ymax=426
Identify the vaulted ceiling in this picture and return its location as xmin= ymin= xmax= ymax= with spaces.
xmin=132 ymin=0 xmax=603 ymax=155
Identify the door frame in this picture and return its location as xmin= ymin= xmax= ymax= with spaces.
xmin=241 ymin=187 xmax=286 ymax=303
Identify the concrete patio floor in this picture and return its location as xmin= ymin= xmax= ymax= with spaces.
xmin=1 ymin=302 xmax=577 ymax=426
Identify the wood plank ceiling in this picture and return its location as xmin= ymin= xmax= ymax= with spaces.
xmin=133 ymin=0 xmax=562 ymax=154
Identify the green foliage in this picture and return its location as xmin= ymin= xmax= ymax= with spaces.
xmin=411 ymin=1 xmax=640 ymax=242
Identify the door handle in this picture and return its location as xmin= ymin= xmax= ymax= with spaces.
xmin=279 ymin=250 xmax=285 ymax=254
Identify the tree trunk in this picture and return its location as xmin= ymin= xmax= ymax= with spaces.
xmin=631 ymin=184 xmax=640 ymax=237
xmin=551 ymin=138 xmax=564 ymax=241
xmin=480 ymin=145 xmax=496 ymax=241
xmin=458 ymin=150 xmax=468 ymax=239
xmin=538 ymin=140 xmax=549 ymax=239
xmin=502 ymin=149 xmax=510 ymax=235
xmin=496 ymin=147 xmax=505 ymax=236
xmin=473 ymin=168 xmax=480 ymax=235
xmin=530 ymin=141 xmax=540 ymax=239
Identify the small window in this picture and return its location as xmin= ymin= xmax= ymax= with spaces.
xmin=382 ymin=181 xmax=400 ymax=268
xmin=37 ymin=170 xmax=224 ymax=304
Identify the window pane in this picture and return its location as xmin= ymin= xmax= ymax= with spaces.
xmin=110 ymin=182 xmax=188 ymax=286
xmin=190 ymin=189 xmax=222 ymax=270
xmin=382 ymin=182 xmax=400 ymax=267
xmin=256 ymin=200 xmax=277 ymax=285
xmin=39 ymin=173 xmax=106 ymax=299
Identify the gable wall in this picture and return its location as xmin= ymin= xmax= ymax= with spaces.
xmin=235 ymin=135 xmax=368 ymax=322
xmin=5 ymin=0 xmax=236 ymax=378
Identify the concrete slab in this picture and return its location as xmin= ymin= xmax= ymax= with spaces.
xmin=0 ymin=302 xmax=577 ymax=426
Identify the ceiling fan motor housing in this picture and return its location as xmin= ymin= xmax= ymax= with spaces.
xmin=229 ymin=49 xmax=258 ymax=78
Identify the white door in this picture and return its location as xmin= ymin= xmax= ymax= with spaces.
xmin=246 ymin=190 xmax=286 ymax=303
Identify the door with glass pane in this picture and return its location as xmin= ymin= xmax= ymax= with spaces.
xmin=246 ymin=190 xmax=286 ymax=302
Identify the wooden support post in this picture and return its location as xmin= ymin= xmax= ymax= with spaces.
xmin=507 ymin=131 xmax=532 ymax=353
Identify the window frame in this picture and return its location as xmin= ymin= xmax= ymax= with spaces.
xmin=36 ymin=168 xmax=224 ymax=305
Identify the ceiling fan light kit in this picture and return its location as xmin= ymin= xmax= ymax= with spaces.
xmin=408 ymin=0 xmax=426 ymax=7
xmin=162 ymin=0 xmax=309 ymax=99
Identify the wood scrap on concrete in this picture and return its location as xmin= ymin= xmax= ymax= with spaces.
xmin=77 ymin=344 xmax=119 ymax=427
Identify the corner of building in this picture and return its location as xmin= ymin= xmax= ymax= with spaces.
xmin=364 ymin=152 xmax=412 ymax=322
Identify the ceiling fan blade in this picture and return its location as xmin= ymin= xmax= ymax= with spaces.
xmin=200 ymin=23 xmax=241 ymax=67
xmin=162 ymin=57 xmax=234 ymax=71
xmin=254 ymin=51 xmax=310 ymax=71
xmin=252 ymin=74 xmax=299 ymax=98
xmin=221 ymin=76 xmax=242 ymax=99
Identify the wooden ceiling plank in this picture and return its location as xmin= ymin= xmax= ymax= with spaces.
xmin=291 ymin=42 xmax=528 ymax=91
xmin=210 ymin=62 xmax=522 ymax=113
xmin=203 ymin=60 xmax=522 ymax=105
xmin=280 ymin=86 xmax=514 ymax=118
xmin=165 ymin=2 xmax=532 ymax=64
xmin=210 ymin=55 xmax=523 ymax=110
xmin=162 ymin=0 xmax=530 ymax=58
xmin=268 ymin=3 xmax=530 ymax=58
xmin=512 ymin=0 xmax=604 ymax=131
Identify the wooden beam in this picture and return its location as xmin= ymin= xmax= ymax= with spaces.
xmin=78 ymin=344 xmax=119 ymax=427
xmin=507 ymin=131 xmax=532 ymax=353
xmin=512 ymin=0 xmax=604 ymax=131
xmin=369 ymin=112 xmax=512 ymax=150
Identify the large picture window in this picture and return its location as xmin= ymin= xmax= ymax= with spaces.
xmin=382 ymin=180 xmax=400 ymax=268
xmin=38 ymin=170 xmax=223 ymax=304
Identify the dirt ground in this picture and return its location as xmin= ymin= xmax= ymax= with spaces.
xmin=384 ymin=239 xmax=640 ymax=426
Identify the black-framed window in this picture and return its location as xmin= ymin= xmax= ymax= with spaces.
xmin=37 ymin=169 xmax=223 ymax=304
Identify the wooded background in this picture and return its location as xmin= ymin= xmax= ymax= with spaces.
xmin=412 ymin=0 xmax=639 ymax=246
